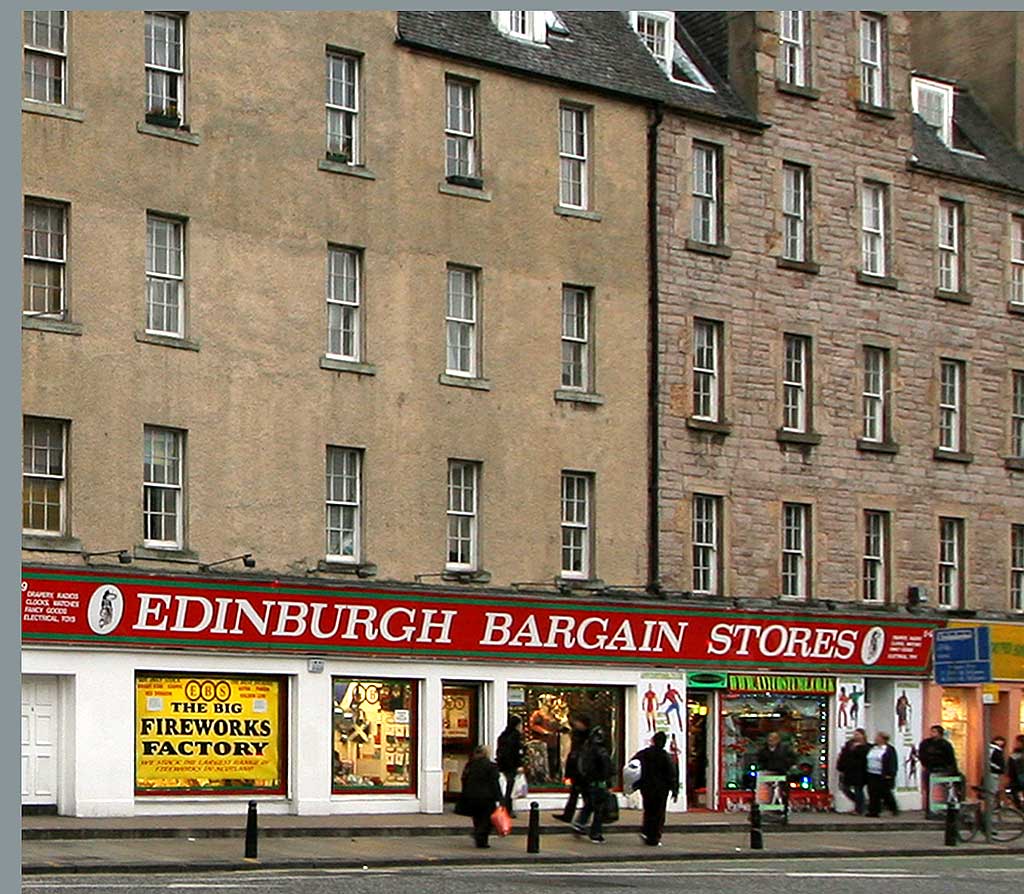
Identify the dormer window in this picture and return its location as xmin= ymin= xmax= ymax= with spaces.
xmin=629 ymin=11 xmax=714 ymax=92
xmin=492 ymin=11 xmax=567 ymax=44
xmin=633 ymin=11 xmax=671 ymax=70
xmin=912 ymin=77 xmax=954 ymax=147
xmin=509 ymin=11 xmax=529 ymax=38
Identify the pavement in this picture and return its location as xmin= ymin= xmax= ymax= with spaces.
xmin=21 ymin=807 xmax=1024 ymax=875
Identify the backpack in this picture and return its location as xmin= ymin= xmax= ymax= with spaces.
xmin=576 ymin=737 xmax=596 ymax=780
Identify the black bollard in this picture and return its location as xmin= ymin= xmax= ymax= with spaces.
xmin=244 ymin=799 xmax=258 ymax=859
xmin=749 ymin=802 xmax=764 ymax=850
xmin=526 ymin=801 xmax=541 ymax=853
xmin=944 ymin=800 xmax=958 ymax=847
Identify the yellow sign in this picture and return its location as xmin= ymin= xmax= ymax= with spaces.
xmin=950 ymin=622 xmax=1024 ymax=682
xmin=135 ymin=674 xmax=284 ymax=794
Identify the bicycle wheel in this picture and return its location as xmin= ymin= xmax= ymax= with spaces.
xmin=956 ymin=805 xmax=980 ymax=843
xmin=991 ymin=806 xmax=1024 ymax=843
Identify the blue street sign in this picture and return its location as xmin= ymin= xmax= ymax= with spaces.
xmin=934 ymin=627 xmax=991 ymax=685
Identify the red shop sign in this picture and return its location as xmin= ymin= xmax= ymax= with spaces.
xmin=22 ymin=566 xmax=937 ymax=674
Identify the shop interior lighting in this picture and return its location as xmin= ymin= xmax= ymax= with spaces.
xmin=199 ymin=553 xmax=256 ymax=572
xmin=82 ymin=548 xmax=132 ymax=564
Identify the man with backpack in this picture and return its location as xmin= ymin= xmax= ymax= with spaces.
xmin=572 ymin=724 xmax=612 ymax=843
xmin=495 ymin=715 xmax=524 ymax=817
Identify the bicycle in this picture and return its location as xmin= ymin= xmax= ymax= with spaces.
xmin=954 ymin=785 xmax=1024 ymax=843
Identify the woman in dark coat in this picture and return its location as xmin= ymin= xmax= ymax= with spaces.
xmin=837 ymin=728 xmax=870 ymax=815
xmin=455 ymin=745 xmax=503 ymax=848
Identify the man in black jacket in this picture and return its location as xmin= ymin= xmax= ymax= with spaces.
xmin=631 ymin=731 xmax=679 ymax=846
xmin=918 ymin=724 xmax=957 ymax=818
xmin=553 ymin=714 xmax=591 ymax=823
xmin=837 ymin=728 xmax=870 ymax=814
xmin=495 ymin=715 xmax=524 ymax=817
xmin=865 ymin=731 xmax=899 ymax=817
xmin=572 ymin=725 xmax=612 ymax=843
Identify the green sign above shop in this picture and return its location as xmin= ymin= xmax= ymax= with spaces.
xmin=727 ymin=674 xmax=836 ymax=694
xmin=686 ymin=671 xmax=729 ymax=689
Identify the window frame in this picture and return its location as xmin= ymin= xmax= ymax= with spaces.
xmin=691 ymin=141 xmax=722 ymax=245
xmin=862 ymin=509 xmax=889 ymax=603
xmin=22 ymin=416 xmax=68 ymax=538
xmin=325 ymin=50 xmax=360 ymax=165
xmin=938 ymin=358 xmax=965 ymax=454
xmin=1012 ymin=370 xmax=1024 ymax=460
xmin=326 ymin=245 xmax=362 ymax=362
xmin=692 ymin=493 xmax=722 ymax=596
xmin=558 ymin=104 xmax=589 ymax=211
xmin=692 ymin=318 xmax=723 ymax=422
xmin=937 ymin=516 xmax=964 ymax=610
xmin=23 ymin=198 xmax=67 ymax=320
xmin=782 ymin=333 xmax=810 ymax=434
xmin=1012 ymin=524 xmax=1024 ymax=613
xmin=861 ymin=181 xmax=888 ymax=276
xmin=862 ymin=345 xmax=890 ymax=444
xmin=781 ymin=502 xmax=810 ymax=599
xmin=325 ymin=446 xmax=362 ymax=564
xmin=445 ymin=265 xmax=480 ymax=378
xmin=560 ymin=471 xmax=593 ymax=580
xmin=633 ymin=10 xmax=672 ymax=73
xmin=145 ymin=213 xmax=186 ymax=339
xmin=1010 ymin=216 xmax=1024 ymax=307
xmin=560 ymin=285 xmax=592 ymax=392
xmin=23 ymin=10 xmax=67 ymax=106
xmin=446 ymin=460 xmax=479 ymax=572
xmin=859 ymin=13 xmax=886 ymax=108
xmin=142 ymin=425 xmax=185 ymax=550
xmin=444 ymin=76 xmax=478 ymax=181
xmin=144 ymin=11 xmax=186 ymax=125
xmin=778 ymin=11 xmax=809 ymax=87
xmin=937 ymin=199 xmax=963 ymax=294
xmin=782 ymin=162 xmax=810 ymax=263
xmin=912 ymin=78 xmax=954 ymax=147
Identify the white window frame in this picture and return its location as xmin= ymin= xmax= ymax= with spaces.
xmin=325 ymin=446 xmax=361 ymax=563
xmin=861 ymin=182 xmax=887 ymax=276
xmin=782 ymin=162 xmax=808 ymax=262
xmin=23 ymin=199 xmax=67 ymax=319
xmin=561 ymin=286 xmax=591 ymax=392
xmin=445 ymin=77 xmax=477 ymax=180
xmin=1010 ymin=216 xmax=1024 ymax=307
xmin=691 ymin=142 xmax=720 ymax=245
xmin=23 ymin=10 xmax=66 ymax=105
xmin=492 ymin=11 xmax=553 ymax=43
xmin=143 ymin=425 xmax=184 ymax=549
xmin=327 ymin=246 xmax=361 ymax=362
xmin=779 ymin=11 xmax=808 ymax=87
xmin=326 ymin=51 xmax=359 ymax=165
xmin=22 ymin=416 xmax=67 ymax=537
xmin=782 ymin=502 xmax=809 ymax=599
xmin=859 ymin=13 xmax=885 ymax=108
xmin=632 ymin=10 xmax=672 ymax=73
xmin=782 ymin=334 xmax=809 ymax=433
xmin=938 ymin=517 xmax=963 ymax=609
xmin=446 ymin=460 xmax=478 ymax=571
xmin=692 ymin=318 xmax=721 ymax=422
xmin=1012 ymin=370 xmax=1024 ymax=460
xmin=445 ymin=266 xmax=478 ymax=378
xmin=558 ymin=104 xmax=589 ymax=210
xmin=862 ymin=510 xmax=888 ymax=603
xmin=937 ymin=200 xmax=962 ymax=293
xmin=1012 ymin=524 xmax=1024 ymax=613
xmin=561 ymin=471 xmax=592 ymax=580
xmin=912 ymin=78 xmax=954 ymax=147
xmin=938 ymin=359 xmax=964 ymax=453
xmin=692 ymin=494 xmax=721 ymax=595
xmin=862 ymin=346 xmax=887 ymax=443
xmin=145 ymin=214 xmax=185 ymax=338
xmin=145 ymin=11 xmax=185 ymax=123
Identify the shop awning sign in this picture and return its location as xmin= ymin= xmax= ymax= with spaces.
xmin=934 ymin=627 xmax=991 ymax=685
xmin=22 ymin=567 xmax=938 ymax=674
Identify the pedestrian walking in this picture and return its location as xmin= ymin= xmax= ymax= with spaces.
xmin=865 ymin=732 xmax=899 ymax=817
xmin=837 ymin=728 xmax=869 ymax=815
xmin=1008 ymin=734 xmax=1024 ymax=810
xmin=631 ymin=731 xmax=679 ymax=846
xmin=917 ymin=724 xmax=957 ymax=818
xmin=454 ymin=745 xmax=504 ymax=849
xmin=552 ymin=714 xmax=591 ymax=824
xmin=495 ymin=715 xmax=524 ymax=817
xmin=756 ymin=732 xmax=795 ymax=808
xmin=572 ymin=724 xmax=612 ymax=844
xmin=988 ymin=735 xmax=1008 ymax=798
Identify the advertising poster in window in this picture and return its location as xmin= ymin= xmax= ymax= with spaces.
xmin=892 ymin=680 xmax=922 ymax=793
xmin=135 ymin=674 xmax=285 ymax=795
xmin=637 ymin=672 xmax=687 ymax=812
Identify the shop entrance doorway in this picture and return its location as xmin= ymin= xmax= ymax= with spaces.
xmin=22 ymin=675 xmax=58 ymax=809
xmin=686 ymin=692 xmax=710 ymax=808
xmin=441 ymin=683 xmax=480 ymax=801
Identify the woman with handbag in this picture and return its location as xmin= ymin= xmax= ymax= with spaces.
xmin=454 ymin=745 xmax=504 ymax=849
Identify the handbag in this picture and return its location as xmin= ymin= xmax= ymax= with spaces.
xmin=491 ymin=804 xmax=512 ymax=836
xmin=601 ymin=795 xmax=620 ymax=824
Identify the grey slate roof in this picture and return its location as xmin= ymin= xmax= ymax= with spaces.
xmin=675 ymin=11 xmax=729 ymax=82
xmin=395 ymin=11 xmax=761 ymax=127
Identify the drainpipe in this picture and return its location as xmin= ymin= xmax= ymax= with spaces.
xmin=646 ymin=103 xmax=664 ymax=598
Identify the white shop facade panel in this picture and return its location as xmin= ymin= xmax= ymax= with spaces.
xmin=22 ymin=566 xmax=938 ymax=817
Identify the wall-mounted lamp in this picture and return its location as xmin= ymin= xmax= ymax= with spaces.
xmin=199 ymin=553 xmax=255 ymax=572
xmin=907 ymin=585 xmax=928 ymax=608
xmin=83 ymin=549 xmax=132 ymax=565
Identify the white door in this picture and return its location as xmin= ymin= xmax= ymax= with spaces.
xmin=22 ymin=675 xmax=58 ymax=805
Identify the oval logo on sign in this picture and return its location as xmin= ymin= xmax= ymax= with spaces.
xmin=87 ymin=584 xmax=124 ymax=635
xmin=861 ymin=626 xmax=886 ymax=666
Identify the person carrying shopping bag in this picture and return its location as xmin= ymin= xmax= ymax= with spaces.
xmin=455 ymin=745 xmax=504 ymax=849
xmin=631 ymin=731 xmax=679 ymax=846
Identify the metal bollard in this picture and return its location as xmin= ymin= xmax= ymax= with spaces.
xmin=749 ymin=803 xmax=764 ymax=850
xmin=944 ymin=799 xmax=958 ymax=846
xmin=244 ymin=799 xmax=258 ymax=859
xmin=527 ymin=801 xmax=541 ymax=854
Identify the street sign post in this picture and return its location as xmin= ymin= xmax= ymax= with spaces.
xmin=933 ymin=627 xmax=991 ymax=685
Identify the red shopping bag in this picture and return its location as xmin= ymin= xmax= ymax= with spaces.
xmin=491 ymin=805 xmax=512 ymax=836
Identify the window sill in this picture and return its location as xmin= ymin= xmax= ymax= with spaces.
xmin=776 ymin=428 xmax=822 ymax=446
xmin=316 ymin=559 xmax=378 ymax=578
xmin=439 ymin=182 xmax=492 ymax=202
xmin=442 ymin=569 xmax=492 ymax=584
xmin=932 ymin=448 xmax=973 ymax=464
xmin=554 ymin=389 xmax=604 ymax=406
xmin=776 ymin=257 xmax=820 ymax=275
xmin=136 ymin=121 xmax=201 ymax=145
xmin=446 ymin=174 xmax=484 ymax=190
xmin=22 ymin=100 xmax=84 ymax=122
xmin=318 ymin=159 xmax=377 ymax=180
xmin=134 ymin=545 xmax=200 ymax=564
xmin=320 ymin=356 xmax=377 ymax=376
xmin=856 ymin=271 xmax=899 ymax=290
xmin=855 ymin=101 xmax=897 ymax=120
xmin=22 ymin=535 xmax=82 ymax=553
xmin=775 ymin=80 xmax=821 ymax=101
xmin=135 ymin=330 xmax=200 ymax=351
xmin=553 ymin=205 xmax=602 ymax=222
xmin=22 ymin=316 xmax=83 ymax=336
xmin=1007 ymin=302 xmax=1024 ymax=316
xmin=686 ymin=417 xmax=732 ymax=435
xmin=439 ymin=373 xmax=491 ymax=391
xmin=935 ymin=289 xmax=972 ymax=305
xmin=856 ymin=438 xmax=900 ymax=455
xmin=685 ymin=239 xmax=732 ymax=259
xmin=558 ymin=578 xmax=606 ymax=592
xmin=1004 ymin=458 xmax=1024 ymax=472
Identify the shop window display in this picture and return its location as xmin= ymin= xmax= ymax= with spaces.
xmin=332 ymin=678 xmax=415 ymax=793
xmin=721 ymin=693 xmax=829 ymax=792
xmin=507 ymin=684 xmax=624 ymax=789
xmin=940 ymin=691 xmax=969 ymax=766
